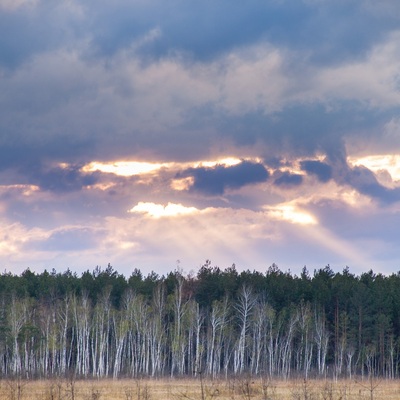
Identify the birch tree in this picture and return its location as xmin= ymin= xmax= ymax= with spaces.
xmin=149 ymin=282 xmax=166 ymax=376
xmin=295 ymin=302 xmax=313 ymax=378
xmin=112 ymin=308 xmax=129 ymax=378
xmin=314 ymin=309 xmax=329 ymax=377
xmin=170 ymin=271 xmax=189 ymax=376
xmin=72 ymin=292 xmax=91 ymax=377
xmin=280 ymin=308 xmax=298 ymax=378
xmin=207 ymin=297 xmax=229 ymax=377
xmin=8 ymin=296 xmax=28 ymax=376
xmin=91 ymin=288 xmax=111 ymax=378
xmin=233 ymin=284 xmax=256 ymax=374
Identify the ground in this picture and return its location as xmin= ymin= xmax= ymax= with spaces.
xmin=0 ymin=377 xmax=399 ymax=400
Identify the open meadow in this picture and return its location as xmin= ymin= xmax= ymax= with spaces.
xmin=1 ymin=377 xmax=400 ymax=400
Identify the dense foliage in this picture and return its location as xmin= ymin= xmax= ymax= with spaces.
xmin=0 ymin=262 xmax=399 ymax=379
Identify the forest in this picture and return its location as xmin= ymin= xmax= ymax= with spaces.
xmin=0 ymin=261 xmax=399 ymax=380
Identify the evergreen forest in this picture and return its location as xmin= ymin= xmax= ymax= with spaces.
xmin=0 ymin=262 xmax=399 ymax=380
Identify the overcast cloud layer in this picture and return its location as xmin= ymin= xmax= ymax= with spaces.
xmin=1 ymin=0 xmax=400 ymax=276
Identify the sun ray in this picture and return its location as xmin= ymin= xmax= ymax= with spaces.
xmin=300 ymin=224 xmax=373 ymax=270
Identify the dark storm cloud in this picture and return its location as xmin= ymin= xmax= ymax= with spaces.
xmin=0 ymin=0 xmax=398 ymax=172
xmin=0 ymin=137 xmax=93 ymax=170
xmin=25 ymin=164 xmax=100 ymax=193
xmin=2 ymin=0 xmax=392 ymax=69
xmin=216 ymin=102 xmax=385 ymax=163
xmin=347 ymin=166 xmax=400 ymax=204
xmin=277 ymin=2 xmax=400 ymax=66
xmin=0 ymin=11 xmax=50 ymax=68
xmin=300 ymin=160 xmax=332 ymax=183
xmin=85 ymin=1 xmax=398 ymax=64
xmin=86 ymin=1 xmax=308 ymax=61
xmin=326 ymin=149 xmax=400 ymax=204
xmin=177 ymin=161 xmax=269 ymax=195
xmin=0 ymin=3 xmax=81 ymax=69
xmin=274 ymin=172 xmax=303 ymax=187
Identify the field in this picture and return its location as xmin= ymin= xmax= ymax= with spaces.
xmin=1 ymin=377 xmax=400 ymax=400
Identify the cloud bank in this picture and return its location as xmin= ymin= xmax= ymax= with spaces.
xmin=1 ymin=0 xmax=400 ymax=275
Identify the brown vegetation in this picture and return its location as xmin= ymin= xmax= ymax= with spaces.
xmin=0 ymin=378 xmax=399 ymax=400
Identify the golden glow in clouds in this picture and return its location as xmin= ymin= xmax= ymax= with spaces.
xmin=170 ymin=177 xmax=194 ymax=191
xmin=129 ymin=202 xmax=199 ymax=218
xmin=195 ymin=157 xmax=243 ymax=168
xmin=82 ymin=157 xmax=257 ymax=177
xmin=83 ymin=161 xmax=169 ymax=176
xmin=0 ymin=184 xmax=40 ymax=196
xmin=349 ymin=154 xmax=400 ymax=181
xmin=266 ymin=204 xmax=317 ymax=225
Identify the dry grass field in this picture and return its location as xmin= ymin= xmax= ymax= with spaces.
xmin=0 ymin=377 xmax=400 ymax=400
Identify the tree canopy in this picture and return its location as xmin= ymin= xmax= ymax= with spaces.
xmin=1 ymin=262 xmax=400 ymax=379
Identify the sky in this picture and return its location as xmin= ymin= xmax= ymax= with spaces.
xmin=1 ymin=0 xmax=400 ymax=277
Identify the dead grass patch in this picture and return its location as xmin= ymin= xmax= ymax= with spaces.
xmin=0 ymin=377 xmax=399 ymax=400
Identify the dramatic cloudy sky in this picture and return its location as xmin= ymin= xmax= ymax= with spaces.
xmin=1 ymin=0 xmax=400 ymax=276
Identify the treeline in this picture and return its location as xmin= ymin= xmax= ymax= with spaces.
xmin=0 ymin=262 xmax=400 ymax=379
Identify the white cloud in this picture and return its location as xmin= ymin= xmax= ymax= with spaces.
xmin=0 ymin=220 xmax=47 ymax=258
xmin=314 ymin=31 xmax=400 ymax=108
xmin=128 ymin=202 xmax=199 ymax=218
xmin=3 ymin=29 xmax=399 ymax=158
xmin=214 ymin=46 xmax=289 ymax=114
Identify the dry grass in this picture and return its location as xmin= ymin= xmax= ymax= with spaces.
xmin=0 ymin=377 xmax=399 ymax=400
